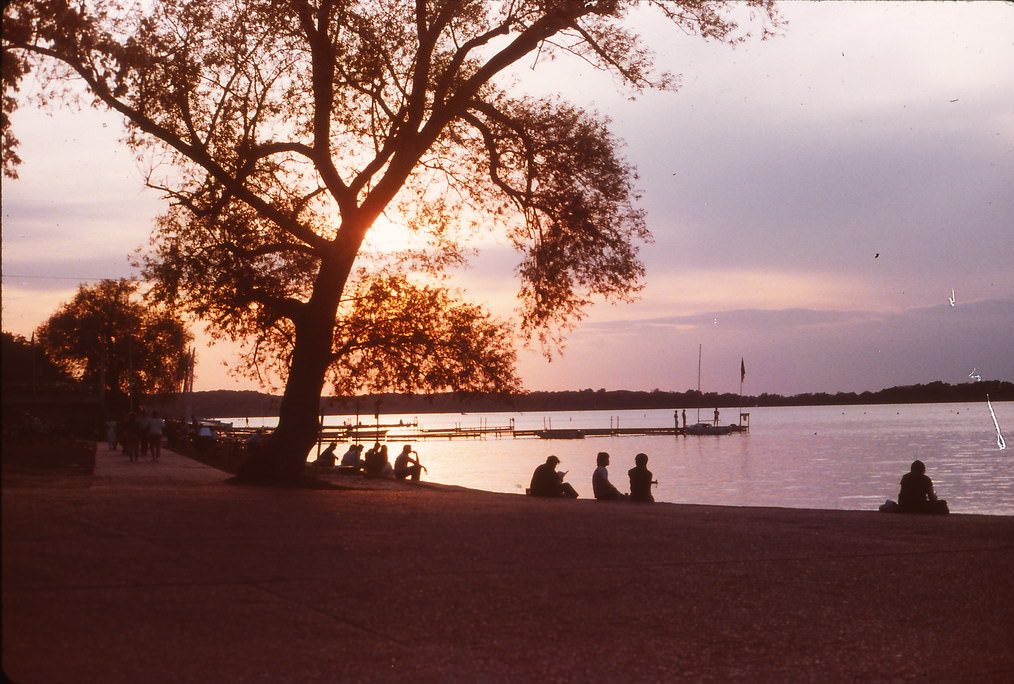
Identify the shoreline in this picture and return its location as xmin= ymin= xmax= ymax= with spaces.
xmin=4 ymin=444 xmax=1013 ymax=681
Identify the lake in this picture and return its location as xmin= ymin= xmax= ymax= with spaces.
xmin=225 ymin=401 xmax=1013 ymax=516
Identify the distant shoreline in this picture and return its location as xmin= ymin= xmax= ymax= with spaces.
xmin=148 ymin=380 xmax=1013 ymax=419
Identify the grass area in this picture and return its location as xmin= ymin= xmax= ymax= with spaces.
xmin=1 ymin=437 xmax=96 ymax=483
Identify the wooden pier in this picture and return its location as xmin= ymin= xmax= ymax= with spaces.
xmin=204 ymin=414 xmax=750 ymax=453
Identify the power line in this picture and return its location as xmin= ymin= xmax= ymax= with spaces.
xmin=1 ymin=273 xmax=136 ymax=281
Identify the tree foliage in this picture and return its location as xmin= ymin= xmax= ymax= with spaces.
xmin=34 ymin=279 xmax=193 ymax=410
xmin=4 ymin=0 xmax=780 ymax=478
xmin=1 ymin=331 xmax=74 ymax=388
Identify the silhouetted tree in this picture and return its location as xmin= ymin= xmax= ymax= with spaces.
xmin=3 ymin=0 xmax=780 ymax=481
xmin=1 ymin=331 xmax=74 ymax=388
xmin=35 ymin=279 xmax=192 ymax=413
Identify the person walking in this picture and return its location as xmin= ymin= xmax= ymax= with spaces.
xmin=147 ymin=411 xmax=165 ymax=461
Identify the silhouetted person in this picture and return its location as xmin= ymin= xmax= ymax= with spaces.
xmin=628 ymin=452 xmax=655 ymax=503
xmin=592 ymin=451 xmax=624 ymax=501
xmin=365 ymin=443 xmax=393 ymax=477
xmin=120 ymin=412 xmax=140 ymax=462
xmin=898 ymin=460 xmax=948 ymax=514
xmin=315 ymin=441 xmax=338 ymax=467
xmin=147 ymin=411 xmax=165 ymax=461
xmin=138 ymin=409 xmax=151 ymax=457
xmin=394 ymin=444 xmax=425 ymax=481
xmin=105 ymin=419 xmax=118 ymax=450
xmin=530 ymin=456 xmax=578 ymax=498
xmin=682 ymin=410 xmax=687 ymax=430
xmin=340 ymin=443 xmax=364 ymax=468
xmin=713 ymin=408 xmax=720 ymax=427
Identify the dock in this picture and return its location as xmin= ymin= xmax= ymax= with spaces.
xmin=197 ymin=413 xmax=750 ymax=451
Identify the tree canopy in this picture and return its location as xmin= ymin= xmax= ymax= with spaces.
xmin=35 ymin=279 xmax=193 ymax=412
xmin=3 ymin=0 xmax=780 ymax=479
xmin=1 ymin=331 xmax=74 ymax=389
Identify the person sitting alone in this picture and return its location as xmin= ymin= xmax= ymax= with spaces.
xmin=628 ymin=452 xmax=655 ymax=503
xmin=897 ymin=459 xmax=948 ymax=514
xmin=394 ymin=444 xmax=425 ymax=481
xmin=529 ymin=455 xmax=579 ymax=498
xmin=592 ymin=451 xmax=625 ymax=501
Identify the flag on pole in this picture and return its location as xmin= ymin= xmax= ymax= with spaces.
xmin=741 ymin=358 xmax=746 ymax=383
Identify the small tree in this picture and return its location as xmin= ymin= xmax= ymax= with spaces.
xmin=1 ymin=331 xmax=74 ymax=389
xmin=4 ymin=1 xmax=780 ymax=481
xmin=35 ymin=279 xmax=193 ymax=413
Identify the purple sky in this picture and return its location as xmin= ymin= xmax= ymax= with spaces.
xmin=3 ymin=2 xmax=1013 ymax=396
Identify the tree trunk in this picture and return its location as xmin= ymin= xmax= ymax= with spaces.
xmin=235 ymin=323 xmax=332 ymax=481
xmin=236 ymin=272 xmax=346 ymax=483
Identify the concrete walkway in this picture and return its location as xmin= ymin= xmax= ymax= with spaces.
xmin=3 ymin=444 xmax=1013 ymax=682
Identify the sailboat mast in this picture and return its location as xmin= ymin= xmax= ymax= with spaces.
xmin=696 ymin=343 xmax=702 ymax=424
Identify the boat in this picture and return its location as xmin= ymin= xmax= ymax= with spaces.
xmin=686 ymin=422 xmax=735 ymax=436
xmin=535 ymin=429 xmax=586 ymax=439
xmin=686 ymin=345 xmax=750 ymax=436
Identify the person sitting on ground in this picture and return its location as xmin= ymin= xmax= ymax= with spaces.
xmin=592 ymin=451 xmax=625 ymax=501
xmin=315 ymin=441 xmax=339 ymax=467
xmin=530 ymin=455 xmax=579 ymax=498
xmin=628 ymin=452 xmax=656 ymax=503
xmin=364 ymin=443 xmax=393 ymax=478
xmin=897 ymin=459 xmax=948 ymax=514
xmin=340 ymin=443 xmax=364 ymax=469
xmin=394 ymin=444 xmax=425 ymax=481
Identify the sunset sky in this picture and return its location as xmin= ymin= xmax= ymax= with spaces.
xmin=2 ymin=2 xmax=1013 ymax=397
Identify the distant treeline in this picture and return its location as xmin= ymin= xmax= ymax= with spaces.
xmin=150 ymin=380 xmax=1014 ymax=419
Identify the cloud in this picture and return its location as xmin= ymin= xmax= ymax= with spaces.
xmin=516 ymin=298 xmax=1014 ymax=395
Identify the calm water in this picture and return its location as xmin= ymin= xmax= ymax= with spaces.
xmin=228 ymin=401 xmax=1013 ymax=516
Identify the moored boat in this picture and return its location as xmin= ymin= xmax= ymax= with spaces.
xmin=535 ymin=429 xmax=586 ymax=439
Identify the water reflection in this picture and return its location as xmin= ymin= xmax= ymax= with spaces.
xmin=240 ymin=402 xmax=1013 ymax=515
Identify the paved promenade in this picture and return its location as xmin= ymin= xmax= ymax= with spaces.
xmin=3 ymin=444 xmax=1013 ymax=682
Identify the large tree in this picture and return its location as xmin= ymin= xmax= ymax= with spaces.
xmin=35 ymin=279 xmax=193 ymax=413
xmin=3 ymin=0 xmax=779 ymax=481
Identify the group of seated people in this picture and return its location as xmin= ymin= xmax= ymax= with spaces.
xmin=529 ymin=452 xmax=656 ymax=502
xmin=314 ymin=441 xmax=425 ymax=481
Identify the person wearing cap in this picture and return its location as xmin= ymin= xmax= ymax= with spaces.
xmin=529 ymin=455 xmax=579 ymax=498
xmin=628 ymin=452 xmax=655 ymax=503
xmin=592 ymin=452 xmax=625 ymax=501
